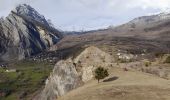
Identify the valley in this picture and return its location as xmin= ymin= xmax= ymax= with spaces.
xmin=0 ymin=60 xmax=54 ymax=100
xmin=0 ymin=3 xmax=170 ymax=100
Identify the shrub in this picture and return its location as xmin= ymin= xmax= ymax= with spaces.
xmin=95 ymin=67 xmax=109 ymax=83
xmin=144 ymin=60 xmax=151 ymax=67
xmin=155 ymin=53 xmax=165 ymax=58
xmin=164 ymin=55 xmax=170 ymax=63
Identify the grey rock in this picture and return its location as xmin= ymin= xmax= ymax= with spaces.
xmin=0 ymin=4 xmax=63 ymax=62
xmin=13 ymin=4 xmax=49 ymax=25
xmin=40 ymin=59 xmax=82 ymax=100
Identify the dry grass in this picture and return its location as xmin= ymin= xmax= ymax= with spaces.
xmin=58 ymin=68 xmax=170 ymax=100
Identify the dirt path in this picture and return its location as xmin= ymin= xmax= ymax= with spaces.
xmin=58 ymin=68 xmax=170 ymax=100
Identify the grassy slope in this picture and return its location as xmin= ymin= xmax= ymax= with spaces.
xmin=58 ymin=67 xmax=170 ymax=100
xmin=0 ymin=60 xmax=53 ymax=100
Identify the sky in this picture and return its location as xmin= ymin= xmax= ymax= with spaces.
xmin=0 ymin=0 xmax=170 ymax=31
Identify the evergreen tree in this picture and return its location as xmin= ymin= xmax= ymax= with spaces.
xmin=95 ymin=67 xmax=109 ymax=83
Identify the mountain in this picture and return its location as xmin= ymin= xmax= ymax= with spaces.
xmin=108 ymin=12 xmax=170 ymax=39
xmin=53 ymin=12 xmax=170 ymax=59
xmin=0 ymin=4 xmax=63 ymax=62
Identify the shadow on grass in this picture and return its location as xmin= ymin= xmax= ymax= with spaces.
xmin=103 ymin=76 xmax=119 ymax=82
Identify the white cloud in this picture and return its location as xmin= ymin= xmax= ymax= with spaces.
xmin=125 ymin=0 xmax=170 ymax=11
xmin=0 ymin=0 xmax=170 ymax=31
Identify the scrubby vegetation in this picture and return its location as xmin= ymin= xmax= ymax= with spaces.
xmin=0 ymin=60 xmax=53 ymax=100
xmin=164 ymin=55 xmax=170 ymax=63
xmin=154 ymin=52 xmax=165 ymax=58
xmin=144 ymin=60 xmax=152 ymax=67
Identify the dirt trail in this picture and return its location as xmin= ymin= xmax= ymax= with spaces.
xmin=58 ymin=68 xmax=170 ymax=100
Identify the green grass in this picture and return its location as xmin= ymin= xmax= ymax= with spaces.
xmin=0 ymin=60 xmax=53 ymax=100
xmin=0 ymin=68 xmax=5 ymax=72
xmin=2 ymin=94 xmax=17 ymax=100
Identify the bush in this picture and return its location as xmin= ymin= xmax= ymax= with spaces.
xmin=155 ymin=53 xmax=165 ymax=58
xmin=144 ymin=60 xmax=151 ymax=67
xmin=95 ymin=67 xmax=109 ymax=83
xmin=164 ymin=56 xmax=170 ymax=63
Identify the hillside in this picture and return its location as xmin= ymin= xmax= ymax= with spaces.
xmin=52 ymin=12 xmax=170 ymax=60
xmin=58 ymin=67 xmax=170 ymax=100
xmin=37 ymin=45 xmax=170 ymax=100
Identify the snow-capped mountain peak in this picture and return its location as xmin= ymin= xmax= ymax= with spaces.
xmin=13 ymin=4 xmax=49 ymax=25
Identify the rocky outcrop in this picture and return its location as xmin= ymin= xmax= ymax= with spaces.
xmin=74 ymin=46 xmax=113 ymax=82
xmin=0 ymin=4 xmax=62 ymax=62
xmin=40 ymin=59 xmax=82 ymax=100
xmin=39 ymin=46 xmax=114 ymax=100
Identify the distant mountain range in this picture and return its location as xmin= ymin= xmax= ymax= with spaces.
xmin=55 ymin=11 xmax=170 ymax=58
xmin=0 ymin=4 xmax=63 ymax=62
xmin=64 ymin=12 xmax=170 ymax=41
xmin=108 ymin=12 xmax=170 ymax=40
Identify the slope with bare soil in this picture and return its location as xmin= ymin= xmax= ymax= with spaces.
xmin=58 ymin=67 xmax=170 ymax=100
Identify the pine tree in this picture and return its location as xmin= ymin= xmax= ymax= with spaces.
xmin=95 ymin=67 xmax=109 ymax=83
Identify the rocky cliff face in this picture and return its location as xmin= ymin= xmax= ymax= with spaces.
xmin=40 ymin=59 xmax=83 ymax=100
xmin=0 ymin=4 xmax=62 ymax=62
xmin=39 ymin=46 xmax=114 ymax=100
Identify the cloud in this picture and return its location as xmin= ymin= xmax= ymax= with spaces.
xmin=0 ymin=0 xmax=170 ymax=31
xmin=125 ymin=0 xmax=170 ymax=11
